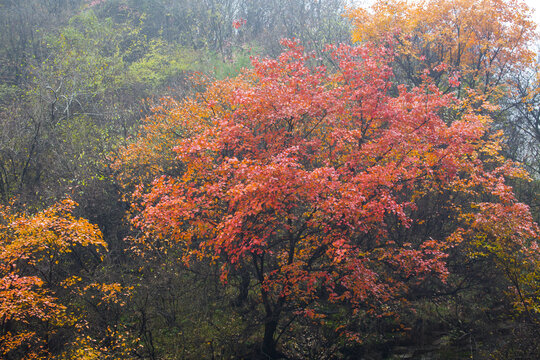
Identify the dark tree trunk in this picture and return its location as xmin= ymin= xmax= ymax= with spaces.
xmin=262 ymin=317 xmax=279 ymax=359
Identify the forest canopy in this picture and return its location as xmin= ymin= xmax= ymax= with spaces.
xmin=0 ymin=0 xmax=539 ymax=359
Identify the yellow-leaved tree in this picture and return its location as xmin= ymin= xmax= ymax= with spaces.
xmin=0 ymin=200 xmax=132 ymax=359
xmin=349 ymin=0 xmax=537 ymax=99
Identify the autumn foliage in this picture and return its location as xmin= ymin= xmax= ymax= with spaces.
xmin=348 ymin=0 xmax=537 ymax=97
xmin=122 ymin=40 xmax=539 ymax=355
xmin=1 ymin=0 xmax=539 ymax=358
xmin=0 ymin=200 xmax=106 ymax=359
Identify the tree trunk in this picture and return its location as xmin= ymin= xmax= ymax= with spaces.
xmin=262 ymin=317 xmax=279 ymax=359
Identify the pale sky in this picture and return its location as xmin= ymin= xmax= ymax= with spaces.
xmin=527 ymin=0 xmax=540 ymax=30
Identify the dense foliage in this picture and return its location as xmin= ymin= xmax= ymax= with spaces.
xmin=0 ymin=0 xmax=539 ymax=359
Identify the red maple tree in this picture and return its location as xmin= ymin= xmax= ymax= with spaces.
xmin=125 ymin=40 xmax=539 ymax=357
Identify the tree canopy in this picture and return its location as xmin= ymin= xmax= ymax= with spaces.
xmin=123 ymin=40 xmax=540 ymax=357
